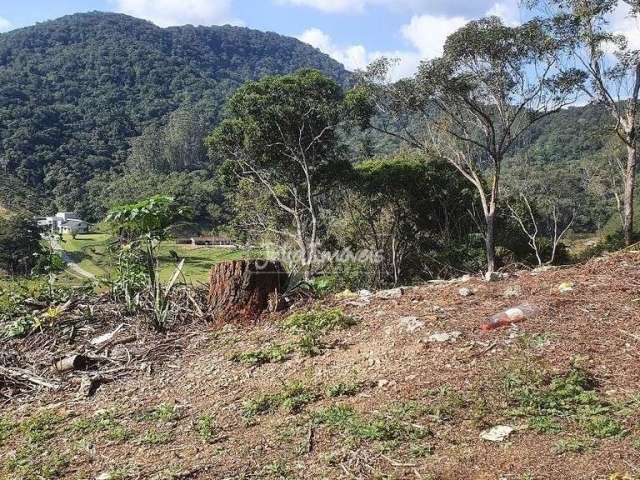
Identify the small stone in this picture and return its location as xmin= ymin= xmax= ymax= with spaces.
xmin=485 ymin=271 xmax=502 ymax=282
xmin=458 ymin=287 xmax=473 ymax=297
xmin=375 ymin=287 xmax=404 ymax=300
xmin=558 ymin=282 xmax=575 ymax=293
xmin=399 ymin=316 xmax=425 ymax=333
xmin=428 ymin=331 xmax=462 ymax=343
xmin=503 ymin=285 xmax=523 ymax=298
xmin=480 ymin=425 xmax=514 ymax=442
xmin=377 ymin=379 xmax=389 ymax=388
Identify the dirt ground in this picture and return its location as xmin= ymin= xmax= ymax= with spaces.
xmin=1 ymin=251 xmax=640 ymax=480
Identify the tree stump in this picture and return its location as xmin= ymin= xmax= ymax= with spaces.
xmin=208 ymin=260 xmax=288 ymax=326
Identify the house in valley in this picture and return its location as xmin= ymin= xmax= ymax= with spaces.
xmin=36 ymin=212 xmax=90 ymax=235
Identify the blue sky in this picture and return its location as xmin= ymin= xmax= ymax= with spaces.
xmin=3 ymin=0 xmax=634 ymax=80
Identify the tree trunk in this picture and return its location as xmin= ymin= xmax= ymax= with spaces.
xmin=485 ymin=210 xmax=497 ymax=277
xmin=624 ymin=143 xmax=638 ymax=246
xmin=208 ymin=260 xmax=288 ymax=326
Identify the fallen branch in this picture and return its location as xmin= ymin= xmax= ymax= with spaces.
xmin=0 ymin=366 xmax=60 ymax=390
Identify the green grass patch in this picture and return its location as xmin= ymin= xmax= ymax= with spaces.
xmin=243 ymin=381 xmax=318 ymax=418
xmin=140 ymin=429 xmax=172 ymax=446
xmin=138 ymin=403 xmax=180 ymax=423
xmin=3 ymin=446 xmax=69 ymax=480
xmin=503 ymin=362 xmax=628 ymax=440
xmin=194 ymin=414 xmax=219 ymax=444
xmin=19 ymin=412 xmax=65 ymax=445
xmin=72 ymin=410 xmax=131 ymax=443
xmin=283 ymin=308 xmax=356 ymax=357
xmin=313 ymin=404 xmax=430 ymax=443
xmin=326 ymin=381 xmax=363 ymax=398
xmin=231 ymin=344 xmax=292 ymax=366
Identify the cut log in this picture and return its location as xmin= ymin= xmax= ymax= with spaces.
xmin=208 ymin=260 xmax=288 ymax=326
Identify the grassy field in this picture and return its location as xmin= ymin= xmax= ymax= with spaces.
xmin=60 ymin=233 xmax=256 ymax=285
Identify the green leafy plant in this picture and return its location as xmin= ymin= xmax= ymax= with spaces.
xmin=231 ymin=344 xmax=292 ymax=366
xmin=106 ymin=196 xmax=191 ymax=330
xmin=283 ymin=308 xmax=356 ymax=357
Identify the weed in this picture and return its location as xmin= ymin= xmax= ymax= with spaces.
xmin=4 ymin=446 xmax=69 ymax=479
xmin=283 ymin=308 xmax=356 ymax=356
xmin=242 ymin=395 xmax=280 ymax=418
xmin=0 ymin=416 xmax=15 ymax=445
xmin=284 ymin=308 xmax=356 ymax=333
xmin=528 ymin=416 xmax=561 ymax=434
xmin=102 ymin=467 xmax=132 ymax=480
xmin=139 ymin=403 xmax=180 ymax=422
xmin=263 ymin=461 xmax=290 ymax=478
xmin=553 ymin=438 xmax=589 ymax=455
xmin=231 ymin=344 xmax=292 ymax=366
xmin=20 ymin=411 xmax=65 ymax=445
xmin=581 ymin=415 xmax=624 ymax=439
xmin=314 ymin=404 xmax=430 ymax=444
xmin=423 ymin=387 xmax=466 ymax=423
xmin=72 ymin=410 xmax=132 ymax=442
xmin=326 ymin=381 xmax=363 ymax=398
xmin=195 ymin=414 xmax=219 ymax=443
xmin=140 ymin=429 xmax=172 ymax=445
xmin=243 ymin=382 xmax=317 ymax=418
xmin=502 ymin=363 xmax=626 ymax=440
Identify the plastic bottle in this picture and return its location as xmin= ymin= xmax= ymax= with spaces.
xmin=480 ymin=303 xmax=540 ymax=331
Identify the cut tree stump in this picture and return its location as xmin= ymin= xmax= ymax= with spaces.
xmin=208 ymin=260 xmax=288 ymax=326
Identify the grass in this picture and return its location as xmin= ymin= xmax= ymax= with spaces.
xmin=283 ymin=308 xmax=357 ymax=357
xmin=313 ymin=404 xmax=431 ymax=443
xmin=194 ymin=414 xmax=219 ymax=444
xmin=140 ymin=429 xmax=172 ymax=445
xmin=502 ymin=362 xmax=628 ymax=440
xmin=231 ymin=344 xmax=293 ymax=366
xmin=138 ymin=403 xmax=180 ymax=423
xmin=326 ymin=381 xmax=363 ymax=398
xmin=243 ymin=381 xmax=318 ymax=418
xmin=58 ymin=233 xmax=257 ymax=285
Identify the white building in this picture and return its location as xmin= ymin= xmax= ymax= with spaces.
xmin=37 ymin=212 xmax=89 ymax=235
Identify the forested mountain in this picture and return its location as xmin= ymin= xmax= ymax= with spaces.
xmin=0 ymin=12 xmax=349 ymax=215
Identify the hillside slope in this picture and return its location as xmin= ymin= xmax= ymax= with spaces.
xmin=0 ymin=12 xmax=349 ymax=213
xmin=1 ymin=251 xmax=639 ymax=479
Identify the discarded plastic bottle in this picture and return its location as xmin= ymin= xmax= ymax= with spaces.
xmin=480 ymin=303 xmax=540 ymax=331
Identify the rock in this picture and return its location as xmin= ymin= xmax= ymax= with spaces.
xmin=485 ymin=271 xmax=503 ymax=282
xmin=558 ymin=282 xmax=574 ymax=293
xmin=480 ymin=425 xmax=514 ymax=442
xmin=530 ymin=265 xmax=556 ymax=276
xmin=336 ymin=290 xmax=358 ymax=300
xmin=377 ymin=379 xmax=389 ymax=388
xmin=375 ymin=287 xmax=404 ymax=300
xmin=458 ymin=287 xmax=473 ymax=297
xmin=460 ymin=274 xmax=472 ymax=283
xmin=428 ymin=331 xmax=462 ymax=343
xmin=399 ymin=316 xmax=425 ymax=333
xmin=359 ymin=289 xmax=373 ymax=299
xmin=503 ymin=285 xmax=523 ymax=299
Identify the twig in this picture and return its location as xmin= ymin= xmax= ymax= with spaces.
xmin=307 ymin=422 xmax=314 ymax=453
xmin=0 ymin=366 xmax=60 ymax=390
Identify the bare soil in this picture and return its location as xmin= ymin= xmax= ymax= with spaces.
xmin=1 ymin=251 xmax=640 ymax=480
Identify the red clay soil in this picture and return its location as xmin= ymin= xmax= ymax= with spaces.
xmin=1 ymin=251 xmax=640 ymax=479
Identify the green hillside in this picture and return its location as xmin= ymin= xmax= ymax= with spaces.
xmin=0 ymin=12 xmax=349 ymax=216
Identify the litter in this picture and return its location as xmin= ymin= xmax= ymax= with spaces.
xmin=481 ymin=304 xmax=539 ymax=331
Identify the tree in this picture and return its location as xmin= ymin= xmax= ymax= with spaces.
xmin=528 ymin=0 xmax=639 ymax=245
xmin=347 ymin=17 xmax=583 ymax=275
xmin=335 ymin=151 xmax=478 ymax=284
xmin=0 ymin=213 xmax=43 ymax=276
xmin=208 ymin=69 xmax=351 ymax=279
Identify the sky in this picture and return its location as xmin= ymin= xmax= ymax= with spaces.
xmin=0 ymin=0 xmax=638 ymax=80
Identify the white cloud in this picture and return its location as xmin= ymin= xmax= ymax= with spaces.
xmin=611 ymin=3 xmax=640 ymax=50
xmin=486 ymin=1 xmax=521 ymax=26
xmin=298 ymin=13 xmax=466 ymax=80
xmin=297 ymin=1 xmax=522 ymax=80
xmin=400 ymin=14 xmax=467 ymax=60
xmin=279 ymin=0 xmax=519 ymax=17
xmin=0 ymin=16 xmax=12 ymax=32
xmin=113 ymin=0 xmax=239 ymax=27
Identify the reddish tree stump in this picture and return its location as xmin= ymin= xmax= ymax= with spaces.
xmin=208 ymin=260 xmax=288 ymax=326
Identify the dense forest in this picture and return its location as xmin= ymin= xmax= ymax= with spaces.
xmin=0 ymin=12 xmax=348 ymax=218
